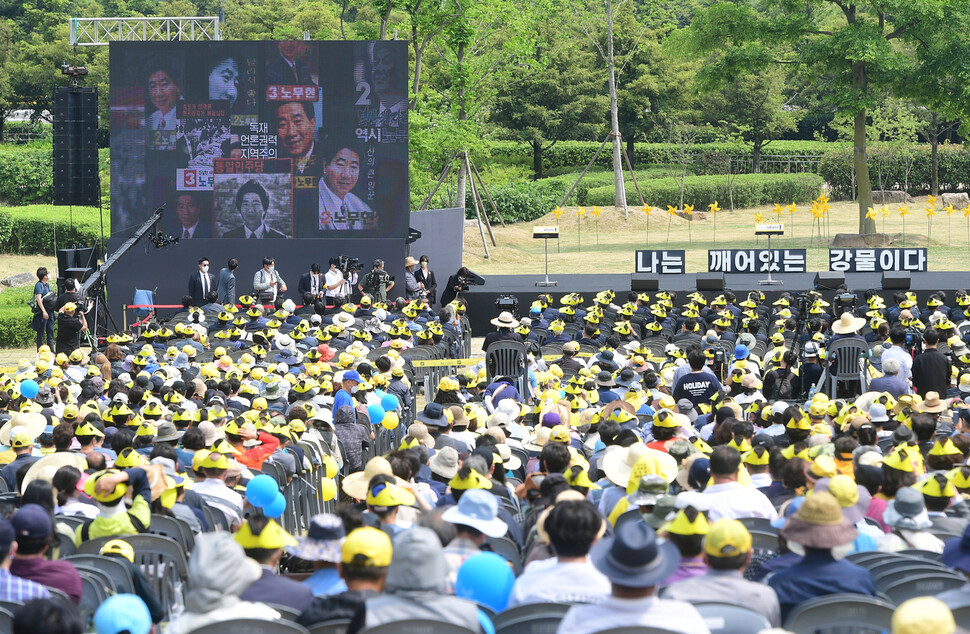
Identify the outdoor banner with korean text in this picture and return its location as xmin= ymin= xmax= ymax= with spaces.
xmin=828 ymin=248 xmax=928 ymax=272
xmin=707 ymin=249 xmax=807 ymax=274
xmin=634 ymin=250 xmax=686 ymax=275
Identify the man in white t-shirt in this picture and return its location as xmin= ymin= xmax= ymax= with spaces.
xmin=509 ymin=498 xmax=611 ymax=607
xmin=324 ymin=257 xmax=352 ymax=308
xmin=703 ymin=446 xmax=778 ymax=522
xmin=557 ymin=517 xmax=709 ymax=634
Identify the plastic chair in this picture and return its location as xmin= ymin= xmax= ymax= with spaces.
xmin=149 ymin=514 xmax=196 ymax=553
xmin=187 ymin=619 xmax=310 ymax=634
xmin=493 ymin=602 xmax=572 ymax=634
xmin=307 ymin=620 xmax=352 ymax=634
xmin=595 ymin=629 xmax=682 ymax=634
xmin=825 ymin=338 xmax=870 ymax=398
xmin=867 ymin=556 xmax=946 ymax=579
xmin=77 ymin=569 xmax=111 ymax=630
xmin=487 ymin=535 xmax=522 ymax=576
xmin=694 ymin=602 xmax=771 ymax=634
xmin=748 ymin=529 xmax=780 ymax=554
xmin=0 ymin=600 xmax=21 ymax=615
xmin=845 ymin=550 xmax=900 ymax=567
xmin=0 ymin=607 xmax=13 ymax=634
xmin=875 ymin=565 xmax=962 ymax=591
xmin=485 ymin=341 xmax=529 ymax=401
xmin=881 ymin=572 xmax=965 ymax=605
xmin=899 ymin=549 xmax=943 ymax=561
xmin=364 ymin=620 xmax=478 ymax=633
xmin=783 ymin=593 xmax=895 ymax=634
xmin=76 ymin=536 xmax=115 ymax=555
xmin=737 ymin=517 xmax=776 ymax=534
xmin=66 ymin=554 xmax=136 ymax=594
xmin=268 ymin=603 xmax=303 ymax=622
xmin=55 ymin=531 xmax=77 ymax=559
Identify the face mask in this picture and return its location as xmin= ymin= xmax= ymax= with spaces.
xmin=350 ymin=385 xmax=359 ymax=394
xmin=201 ymin=265 xmax=209 ymax=273
xmin=421 ymin=262 xmax=427 ymax=269
xmin=268 ymin=266 xmax=275 ymax=273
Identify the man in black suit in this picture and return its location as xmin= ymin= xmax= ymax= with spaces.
xmin=173 ymin=192 xmax=213 ymax=239
xmin=187 ymin=257 xmax=215 ymax=307
xmin=265 ymin=41 xmax=315 ymax=86
xmin=221 ymin=180 xmax=289 ymax=239
xmin=297 ymin=263 xmax=325 ymax=304
xmin=217 ymin=258 xmax=238 ymax=305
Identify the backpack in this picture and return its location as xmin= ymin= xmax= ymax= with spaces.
xmin=767 ymin=369 xmax=795 ymax=401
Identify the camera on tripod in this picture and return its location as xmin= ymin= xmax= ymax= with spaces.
xmin=835 ymin=292 xmax=858 ymax=313
xmin=336 ymin=255 xmax=360 ymax=280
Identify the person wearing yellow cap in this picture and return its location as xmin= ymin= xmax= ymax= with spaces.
xmin=98 ymin=539 xmax=165 ymax=624
xmin=298 ymin=526 xmax=393 ymax=626
xmin=662 ymin=518 xmax=781 ymax=626
xmin=917 ymin=473 xmax=968 ymax=536
xmin=703 ymin=446 xmax=778 ymax=522
xmin=192 ymin=450 xmax=244 ymax=527
xmin=662 ymin=505 xmax=710 ymax=584
xmin=54 ymin=299 xmax=87 ymax=356
xmin=222 ymin=417 xmax=280 ymax=472
xmin=234 ymin=515 xmax=313 ymax=612
xmin=73 ymin=465 xmax=153 ymax=546
xmin=0 ymin=428 xmax=39 ymax=492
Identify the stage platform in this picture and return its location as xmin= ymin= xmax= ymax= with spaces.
xmin=461 ymin=271 xmax=970 ymax=335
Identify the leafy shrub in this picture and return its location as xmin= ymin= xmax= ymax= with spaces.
xmin=584 ymin=173 xmax=824 ymax=209
xmin=0 ymin=287 xmax=35 ymax=348
xmin=0 ymin=205 xmax=104 ymax=255
xmin=820 ymin=145 xmax=970 ymax=200
xmin=464 ymin=178 xmax=567 ymax=223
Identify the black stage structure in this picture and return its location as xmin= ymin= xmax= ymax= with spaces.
xmin=459 ymin=271 xmax=969 ymax=335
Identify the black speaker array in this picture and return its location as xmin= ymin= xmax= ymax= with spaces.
xmin=630 ymin=273 xmax=660 ymax=292
xmin=53 ymin=87 xmax=100 ymax=206
xmin=695 ymin=273 xmax=725 ymax=291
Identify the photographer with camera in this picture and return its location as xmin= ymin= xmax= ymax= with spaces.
xmin=253 ymin=256 xmax=287 ymax=306
xmin=359 ymin=259 xmax=395 ymax=303
xmin=440 ymin=267 xmax=473 ymax=307
xmin=55 ymin=301 xmax=87 ymax=356
xmin=325 ymin=256 xmax=353 ymax=308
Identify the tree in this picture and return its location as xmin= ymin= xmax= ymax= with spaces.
xmin=491 ymin=30 xmax=606 ymax=179
xmin=699 ymin=67 xmax=799 ymax=173
xmin=676 ymin=0 xmax=953 ymax=235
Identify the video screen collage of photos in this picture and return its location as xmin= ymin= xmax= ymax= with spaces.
xmin=110 ymin=40 xmax=409 ymax=240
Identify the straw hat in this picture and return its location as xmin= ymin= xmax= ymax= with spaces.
xmin=602 ymin=443 xmax=677 ymax=487
xmin=490 ymin=312 xmax=519 ymax=329
xmin=831 ymin=312 xmax=866 ymax=334
xmin=341 ymin=457 xmax=408 ymax=500
xmin=21 ymin=453 xmax=87 ymax=494
xmin=918 ymin=391 xmax=947 ymax=414
xmin=0 ymin=412 xmax=46 ymax=445
xmin=779 ymin=491 xmax=857 ymax=549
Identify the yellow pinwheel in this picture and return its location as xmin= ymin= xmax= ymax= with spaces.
xmin=577 ymin=207 xmax=586 ymax=219
xmin=926 ymin=206 xmax=936 ymax=218
xmin=946 ymin=203 xmax=957 ymax=216
xmin=591 ymin=206 xmax=602 ymax=218
xmin=683 ymin=204 xmax=694 ymax=216
xmin=788 ymin=203 xmax=796 ymax=215
xmin=927 ymin=195 xmax=938 ymax=207
xmin=811 ymin=205 xmax=825 ymax=219
xmin=772 ymin=204 xmax=784 ymax=216
xmin=709 ymin=201 xmax=720 ymax=213
xmin=964 ymin=206 xmax=970 ymax=219
xmin=881 ymin=205 xmax=890 ymax=218
xmin=641 ymin=204 xmax=653 ymax=216
xmin=899 ymin=205 xmax=910 ymax=217
xmin=866 ymin=207 xmax=877 ymax=220
xmin=666 ymin=205 xmax=677 ymax=216
xmin=817 ymin=193 xmax=829 ymax=205
xmin=552 ymin=206 xmax=564 ymax=220
xmin=754 ymin=212 xmax=766 ymax=223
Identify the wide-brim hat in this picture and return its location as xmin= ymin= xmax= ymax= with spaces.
xmin=602 ymin=398 xmax=636 ymax=422
xmin=780 ymin=492 xmax=858 ymax=549
xmin=490 ymin=312 xmax=519 ymax=329
xmin=831 ymin=312 xmax=866 ymax=334
xmin=21 ymin=453 xmax=88 ymax=495
xmin=154 ymin=422 xmax=185 ymax=444
xmin=0 ymin=412 xmax=47 ymax=445
xmin=441 ymin=491 xmax=508 ymax=538
xmin=429 ymin=446 xmax=460 ymax=479
xmin=589 ymin=521 xmax=681 ymax=588
xmin=287 ymin=514 xmax=345 ymax=563
xmin=918 ymin=391 xmax=947 ymax=414
xmin=341 ymin=457 xmax=408 ymax=500
xmin=332 ymin=312 xmax=356 ymax=330
xmin=602 ymin=443 xmax=677 ymax=487
xmin=404 ymin=256 xmax=419 ymax=268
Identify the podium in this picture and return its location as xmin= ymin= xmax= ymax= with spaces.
xmin=533 ymin=226 xmax=558 ymax=287
xmin=755 ymin=223 xmax=785 ymax=286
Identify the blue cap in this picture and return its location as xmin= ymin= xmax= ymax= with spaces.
xmin=342 ymin=370 xmax=362 ymax=383
xmin=94 ymin=594 xmax=152 ymax=634
xmin=11 ymin=504 xmax=52 ymax=540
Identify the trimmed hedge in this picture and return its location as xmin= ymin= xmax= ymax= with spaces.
xmin=464 ymin=179 xmax=567 ymax=222
xmin=0 ymin=287 xmax=34 ymax=348
xmin=585 ymin=173 xmax=825 ymax=209
xmin=820 ymin=144 xmax=970 ymax=199
xmin=0 ymin=205 xmax=104 ymax=255
xmin=489 ymin=140 xmax=848 ymax=175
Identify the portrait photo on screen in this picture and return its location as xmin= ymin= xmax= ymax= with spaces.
xmin=214 ymin=168 xmax=293 ymax=239
xmin=185 ymin=43 xmax=260 ymax=117
xmin=272 ymin=99 xmax=322 ymax=180
xmin=266 ymin=41 xmax=319 ymax=88
xmin=353 ymin=41 xmax=407 ymax=137
xmin=168 ymin=191 xmax=214 ymax=239
xmin=145 ymin=57 xmax=185 ymax=137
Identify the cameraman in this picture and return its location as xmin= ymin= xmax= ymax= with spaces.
xmin=441 ymin=266 xmax=472 ymax=307
xmin=325 ymin=257 xmax=352 ymax=308
xmin=55 ymin=302 xmax=87 ymax=355
xmin=403 ymin=256 xmax=422 ymax=300
xmin=359 ymin=259 xmax=394 ymax=303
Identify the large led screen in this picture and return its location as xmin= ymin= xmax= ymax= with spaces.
xmin=110 ymin=40 xmax=408 ymax=240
